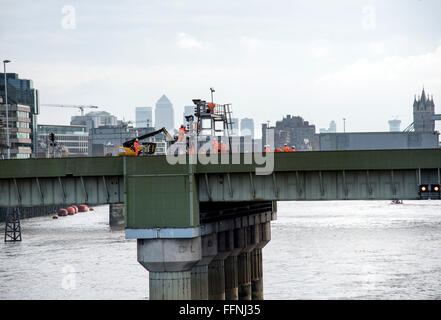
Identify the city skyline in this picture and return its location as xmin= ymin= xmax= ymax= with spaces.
xmin=2 ymin=1 xmax=441 ymax=303
xmin=2 ymin=0 xmax=441 ymax=136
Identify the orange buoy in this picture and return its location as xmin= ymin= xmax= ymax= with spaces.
xmin=66 ymin=207 xmax=75 ymax=215
xmin=78 ymin=205 xmax=89 ymax=212
xmin=72 ymin=205 xmax=78 ymax=213
xmin=58 ymin=209 xmax=68 ymax=217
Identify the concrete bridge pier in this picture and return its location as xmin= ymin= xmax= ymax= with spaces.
xmin=224 ymin=255 xmax=238 ymax=300
xmin=191 ymin=233 xmax=217 ymax=300
xmin=109 ymin=203 xmax=125 ymax=228
xmin=137 ymin=237 xmax=201 ymax=300
xmin=208 ymin=258 xmax=226 ymax=300
xmin=251 ymin=221 xmax=272 ymax=300
xmin=208 ymin=230 xmax=234 ymax=300
xmin=250 ymin=249 xmax=263 ymax=300
xmin=238 ymin=224 xmax=259 ymax=300
xmin=224 ymin=226 xmax=248 ymax=300
xmin=238 ymin=251 xmax=252 ymax=300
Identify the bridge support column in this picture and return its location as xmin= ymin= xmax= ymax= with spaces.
xmin=109 ymin=203 xmax=124 ymax=228
xmin=149 ymin=271 xmax=192 ymax=300
xmin=238 ymin=251 xmax=252 ymax=300
xmin=208 ymin=230 xmax=234 ymax=300
xmin=250 ymin=248 xmax=263 ymax=300
xmin=224 ymin=226 xmax=247 ymax=300
xmin=208 ymin=258 xmax=226 ymax=300
xmin=191 ymin=233 xmax=217 ymax=300
xmin=191 ymin=265 xmax=208 ymax=300
xmin=237 ymin=224 xmax=259 ymax=300
xmin=251 ymin=221 xmax=271 ymax=300
xmin=137 ymin=237 xmax=201 ymax=300
xmin=224 ymin=255 xmax=238 ymax=300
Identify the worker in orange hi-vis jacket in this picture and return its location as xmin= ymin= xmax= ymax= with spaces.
xmin=212 ymin=140 xmax=219 ymax=154
xmin=291 ymin=145 xmax=296 ymax=152
xmin=221 ymin=142 xmax=227 ymax=153
xmin=207 ymin=103 xmax=215 ymax=114
xmin=282 ymin=143 xmax=290 ymax=152
xmin=133 ymin=139 xmax=139 ymax=156
xmin=178 ymin=125 xmax=186 ymax=142
xmin=275 ymin=147 xmax=282 ymax=152
xmin=264 ymin=145 xmax=271 ymax=152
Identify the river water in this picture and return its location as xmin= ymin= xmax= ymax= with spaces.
xmin=1 ymin=201 xmax=441 ymax=300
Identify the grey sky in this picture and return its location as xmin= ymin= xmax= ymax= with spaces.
xmin=2 ymin=0 xmax=441 ymax=136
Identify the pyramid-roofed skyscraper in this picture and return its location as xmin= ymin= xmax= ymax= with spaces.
xmin=155 ymin=94 xmax=174 ymax=132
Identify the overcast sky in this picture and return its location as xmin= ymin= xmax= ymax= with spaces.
xmin=1 ymin=0 xmax=441 ymax=136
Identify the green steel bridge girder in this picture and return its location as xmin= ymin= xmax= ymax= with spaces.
xmin=0 ymin=149 xmax=440 ymax=229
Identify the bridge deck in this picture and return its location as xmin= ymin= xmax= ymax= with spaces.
xmin=0 ymin=149 xmax=440 ymax=229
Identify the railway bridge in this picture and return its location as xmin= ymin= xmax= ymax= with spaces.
xmin=1 ymin=149 xmax=440 ymax=300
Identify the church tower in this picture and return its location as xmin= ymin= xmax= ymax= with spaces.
xmin=413 ymin=88 xmax=435 ymax=132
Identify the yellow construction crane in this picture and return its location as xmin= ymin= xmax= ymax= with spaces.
xmin=40 ymin=104 xmax=98 ymax=116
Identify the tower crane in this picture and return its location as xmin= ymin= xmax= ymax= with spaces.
xmin=40 ymin=104 xmax=98 ymax=116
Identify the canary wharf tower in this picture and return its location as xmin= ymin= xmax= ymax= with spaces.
xmin=155 ymin=95 xmax=174 ymax=132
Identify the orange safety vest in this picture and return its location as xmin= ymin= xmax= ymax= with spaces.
xmin=212 ymin=140 xmax=219 ymax=154
xmin=264 ymin=146 xmax=270 ymax=153
xmin=275 ymin=148 xmax=282 ymax=152
xmin=133 ymin=141 xmax=139 ymax=155
xmin=178 ymin=126 xmax=186 ymax=142
xmin=291 ymin=147 xmax=296 ymax=152
xmin=207 ymin=103 xmax=215 ymax=114
xmin=282 ymin=146 xmax=290 ymax=152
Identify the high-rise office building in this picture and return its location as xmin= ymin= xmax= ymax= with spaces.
xmin=328 ymin=120 xmax=337 ymax=133
xmin=155 ymin=95 xmax=174 ymax=132
xmin=388 ymin=119 xmax=401 ymax=132
xmin=0 ymin=99 xmax=33 ymax=159
xmin=136 ymin=107 xmax=153 ymax=128
xmin=183 ymin=105 xmax=194 ymax=125
xmin=320 ymin=120 xmax=337 ymax=133
xmin=263 ymin=115 xmax=318 ymax=151
xmin=0 ymin=72 xmax=39 ymax=158
xmin=240 ymin=118 xmax=254 ymax=137
xmin=231 ymin=118 xmax=239 ymax=136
